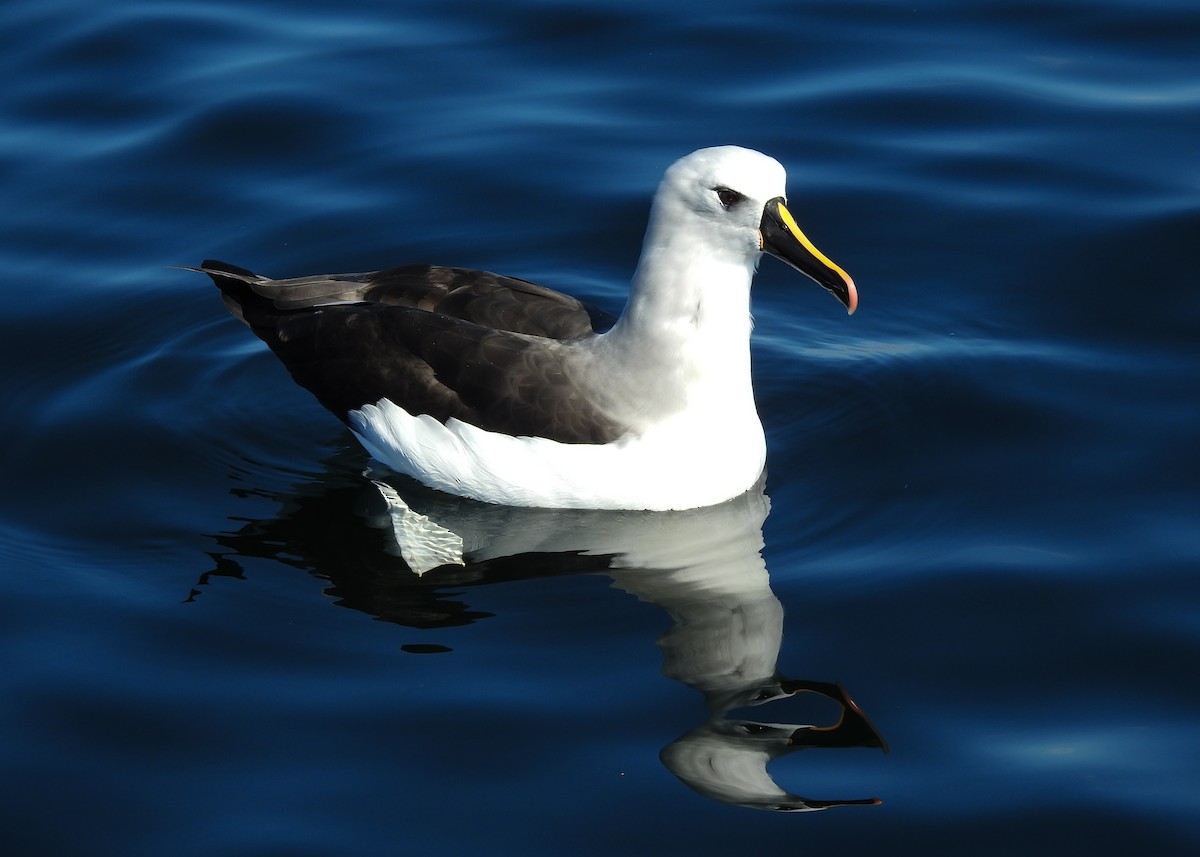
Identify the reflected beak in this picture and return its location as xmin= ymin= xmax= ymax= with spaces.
xmin=759 ymin=198 xmax=858 ymax=315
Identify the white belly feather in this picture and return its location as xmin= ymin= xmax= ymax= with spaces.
xmin=349 ymin=397 xmax=766 ymax=511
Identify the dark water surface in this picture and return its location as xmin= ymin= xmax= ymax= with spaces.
xmin=2 ymin=0 xmax=1198 ymax=854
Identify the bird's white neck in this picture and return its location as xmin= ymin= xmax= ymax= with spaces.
xmin=602 ymin=223 xmax=758 ymax=379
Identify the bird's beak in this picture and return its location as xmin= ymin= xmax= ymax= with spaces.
xmin=759 ymin=197 xmax=858 ymax=315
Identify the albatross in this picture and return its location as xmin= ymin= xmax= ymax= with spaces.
xmin=198 ymin=146 xmax=857 ymax=511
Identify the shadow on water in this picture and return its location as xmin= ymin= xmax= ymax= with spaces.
xmin=197 ymin=457 xmax=888 ymax=812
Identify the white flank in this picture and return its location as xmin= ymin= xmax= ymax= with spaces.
xmin=351 ymin=398 xmax=766 ymax=511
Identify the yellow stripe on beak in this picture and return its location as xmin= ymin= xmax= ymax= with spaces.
xmin=777 ymin=201 xmax=854 ymax=289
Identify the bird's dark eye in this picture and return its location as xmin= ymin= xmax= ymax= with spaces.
xmin=714 ymin=187 xmax=745 ymax=208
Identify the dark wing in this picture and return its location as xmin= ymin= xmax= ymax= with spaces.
xmin=211 ymin=260 xmax=615 ymax=336
xmin=203 ymin=260 xmax=625 ymax=444
xmin=364 ymin=265 xmax=617 ymax=336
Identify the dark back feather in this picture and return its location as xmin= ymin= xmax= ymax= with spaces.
xmin=203 ymin=260 xmax=625 ymax=444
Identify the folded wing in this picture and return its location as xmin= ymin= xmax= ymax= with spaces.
xmin=203 ymin=260 xmax=625 ymax=444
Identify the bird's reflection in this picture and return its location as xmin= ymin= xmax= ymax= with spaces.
xmin=201 ymin=456 xmax=887 ymax=811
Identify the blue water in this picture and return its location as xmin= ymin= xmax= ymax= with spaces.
xmin=2 ymin=0 xmax=1198 ymax=853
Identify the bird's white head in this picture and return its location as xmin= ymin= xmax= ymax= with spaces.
xmin=652 ymin=146 xmax=788 ymax=262
xmin=649 ymin=146 xmax=858 ymax=314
